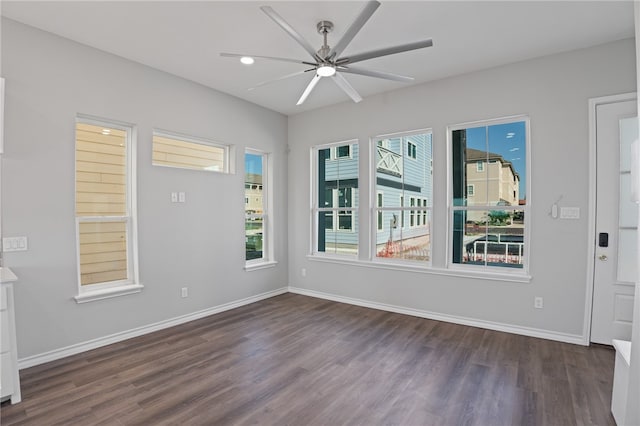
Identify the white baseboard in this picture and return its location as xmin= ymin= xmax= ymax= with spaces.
xmin=288 ymin=286 xmax=586 ymax=346
xmin=18 ymin=287 xmax=288 ymax=369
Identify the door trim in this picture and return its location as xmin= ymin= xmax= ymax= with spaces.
xmin=584 ymin=92 xmax=637 ymax=345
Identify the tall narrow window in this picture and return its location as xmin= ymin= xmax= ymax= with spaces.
xmin=75 ymin=117 xmax=140 ymax=301
xmin=245 ymin=149 xmax=271 ymax=265
xmin=312 ymin=141 xmax=359 ymax=256
xmin=450 ymin=117 xmax=528 ymax=270
xmin=374 ymin=130 xmax=432 ymax=263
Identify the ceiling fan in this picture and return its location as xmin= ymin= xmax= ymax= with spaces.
xmin=221 ymin=0 xmax=433 ymax=106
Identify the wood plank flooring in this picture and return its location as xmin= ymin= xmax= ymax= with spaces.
xmin=1 ymin=293 xmax=616 ymax=425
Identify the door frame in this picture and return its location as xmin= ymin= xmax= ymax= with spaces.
xmin=584 ymin=92 xmax=637 ymax=345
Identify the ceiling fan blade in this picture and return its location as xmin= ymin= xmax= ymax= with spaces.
xmin=339 ymin=66 xmax=414 ymax=83
xmin=297 ymin=74 xmax=322 ymax=105
xmin=248 ymin=70 xmax=312 ymax=91
xmin=332 ymin=73 xmax=362 ymax=103
xmin=327 ymin=0 xmax=380 ymax=60
xmin=337 ymin=39 xmax=433 ymax=65
xmin=220 ymin=52 xmax=315 ymax=66
xmin=260 ymin=6 xmax=320 ymax=61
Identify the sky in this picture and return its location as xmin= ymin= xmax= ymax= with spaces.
xmin=466 ymin=121 xmax=527 ymax=199
xmin=245 ymin=152 xmax=263 ymax=176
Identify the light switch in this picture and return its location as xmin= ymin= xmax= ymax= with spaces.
xmin=2 ymin=237 xmax=28 ymax=252
xmin=171 ymin=192 xmax=178 ymax=203
xmin=560 ymin=207 xmax=580 ymax=219
xmin=178 ymin=192 xmax=186 ymax=203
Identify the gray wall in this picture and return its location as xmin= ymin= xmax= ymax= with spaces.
xmin=288 ymin=38 xmax=637 ymax=339
xmin=1 ymin=19 xmax=288 ymax=359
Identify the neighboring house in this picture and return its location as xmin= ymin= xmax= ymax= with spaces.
xmin=465 ymin=147 xmax=520 ymax=223
xmin=319 ymin=135 xmax=433 ymax=254
xmin=244 ymin=173 xmax=263 ymax=215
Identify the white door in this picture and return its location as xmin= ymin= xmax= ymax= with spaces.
xmin=591 ymin=98 xmax=637 ymax=345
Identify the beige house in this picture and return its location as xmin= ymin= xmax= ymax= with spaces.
xmin=465 ymin=148 xmax=520 ymax=222
xmin=245 ymin=173 xmax=263 ymax=215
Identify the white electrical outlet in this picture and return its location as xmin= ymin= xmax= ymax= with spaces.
xmin=301 ymin=268 xmax=306 ymax=277
xmin=181 ymin=287 xmax=188 ymax=298
xmin=171 ymin=192 xmax=178 ymax=203
xmin=534 ymin=296 xmax=544 ymax=309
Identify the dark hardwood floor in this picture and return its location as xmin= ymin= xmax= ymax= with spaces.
xmin=1 ymin=293 xmax=615 ymax=425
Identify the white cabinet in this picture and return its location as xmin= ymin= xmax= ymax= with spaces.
xmin=1 ymin=268 xmax=21 ymax=404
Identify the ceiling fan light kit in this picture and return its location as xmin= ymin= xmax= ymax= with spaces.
xmin=220 ymin=0 xmax=433 ymax=106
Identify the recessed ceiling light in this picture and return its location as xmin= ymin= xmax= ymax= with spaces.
xmin=240 ymin=56 xmax=255 ymax=65
xmin=317 ymin=65 xmax=336 ymax=77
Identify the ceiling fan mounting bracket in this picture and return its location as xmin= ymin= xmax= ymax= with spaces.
xmin=316 ymin=21 xmax=334 ymax=35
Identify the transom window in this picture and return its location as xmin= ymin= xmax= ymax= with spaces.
xmin=152 ymin=130 xmax=230 ymax=173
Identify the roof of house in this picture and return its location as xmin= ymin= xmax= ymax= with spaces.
xmin=465 ymin=148 xmax=519 ymax=180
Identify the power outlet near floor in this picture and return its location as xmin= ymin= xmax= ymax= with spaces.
xmin=534 ymin=296 xmax=544 ymax=309
xmin=181 ymin=287 xmax=188 ymax=298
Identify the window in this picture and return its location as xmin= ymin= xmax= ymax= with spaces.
xmin=336 ymin=145 xmax=351 ymax=158
xmin=152 ymin=130 xmax=231 ymax=173
xmin=450 ymin=116 xmax=528 ymax=270
xmin=74 ymin=117 xmax=140 ymax=301
xmin=374 ymin=131 xmax=432 ymax=263
xmin=245 ymin=149 xmax=272 ymax=265
xmin=407 ymin=141 xmax=417 ymax=159
xmin=467 ymin=185 xmax=475 ymax=196
xmin=312 ymin=141 xmax=359 ymax=256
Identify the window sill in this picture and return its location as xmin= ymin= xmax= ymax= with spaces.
xmin=306 ymin=255 xmax=531 ymax=283
xmin=74 ymin=283 xmax=144 ymax=304
xmin=244 ymin=260 xmax=278 ymax=272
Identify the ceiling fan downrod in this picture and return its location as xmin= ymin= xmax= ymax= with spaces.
xmin=316 ymin=21 xmax=334 ymax=61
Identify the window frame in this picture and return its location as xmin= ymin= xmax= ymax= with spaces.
xmin=311 ymin=139 xmax=359 ymax=258
xmin=447 ymin=115 xmax=531 ymax=275
xmin=245 ymin=148 xmax=275 ymax=270
xmin=467 ymin=184 xmax=475 ymax=197
xmin=74 ymin=115 xmax=142 ymax=303
xmin=152 ymin=128 xmax=232 ymax=174
xmin=371 ymin=128 xmax=433 ymax=266
xmin=407 ymin=141 xmax=417 ymax=160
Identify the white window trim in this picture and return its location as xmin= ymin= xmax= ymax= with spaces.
xmin=310 ymin=140 xmax=359 ymax=257
xmin=152 ymin=128 xmax=235 ymax=174
xmin=74 ymin=115 xmax=141 ymax=303
xmin=245 ymin=148 xmax=274 ymax=268
xmin=330 ymin=144 xmax=353 ymax=160
xmin=446 ymin=114 xmax=531 ymax=275
xmin=476 ymin=161 xmax=485 ymax=172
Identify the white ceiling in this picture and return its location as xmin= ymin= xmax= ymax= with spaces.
xmin=1 ymin=1 xmax=635 ymax=116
